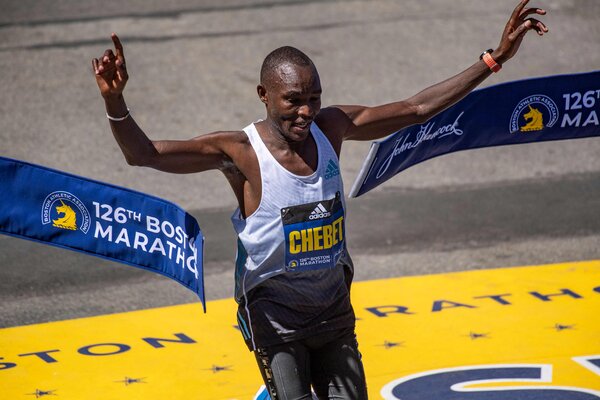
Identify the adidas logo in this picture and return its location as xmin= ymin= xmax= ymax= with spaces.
xmin=324 ymin=159 xmax=340 ymax=179
xmin=309 ymin=203 xmax=331 ymax=220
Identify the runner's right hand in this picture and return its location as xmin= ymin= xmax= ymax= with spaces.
xmin=92 ymin=33 xmax=128 ymax=99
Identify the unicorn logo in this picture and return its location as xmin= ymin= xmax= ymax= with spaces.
xmin=42 ymin=191 xmax=91 ymax=234
xmin=52 ymin=200 xmax=77 ymax=230
xmin=509 ymin=94 xmax=559 ymax=134
xmin=520 ymin=105 xmax=544 ymax=132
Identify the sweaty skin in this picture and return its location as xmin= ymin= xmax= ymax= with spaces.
xmin=92 ymin=0 xmax=548 ymax=218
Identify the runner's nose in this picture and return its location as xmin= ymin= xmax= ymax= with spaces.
xmin=298 ymin=104 xmax=315 ymax=119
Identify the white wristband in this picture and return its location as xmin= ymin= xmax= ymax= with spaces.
xmin=106 ymin=108 xmax=130 ymax=122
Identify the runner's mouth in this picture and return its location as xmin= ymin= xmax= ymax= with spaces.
xmin=292 ymin=121 xmax=311 ymax=130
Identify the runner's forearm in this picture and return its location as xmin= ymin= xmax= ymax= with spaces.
xmin=340 ymin=57 xmax=498 ymax=141
xmin=103 ymin=94 xmax=159 ymax=166
xmin=408 ymin=59 xmax=493 ymax=122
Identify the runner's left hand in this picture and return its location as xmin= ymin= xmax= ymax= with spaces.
xmin=494 ymin=0 xmax=548 ymax=64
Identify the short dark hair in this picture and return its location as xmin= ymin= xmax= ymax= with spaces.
xmin=260 ymin=46 xmax=314 ymax=85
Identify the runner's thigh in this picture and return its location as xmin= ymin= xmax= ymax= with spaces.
xmin=255 ymin=342 xmax=314 ymax=400
xmin=309 ymin=329 xmax=368 ymax=400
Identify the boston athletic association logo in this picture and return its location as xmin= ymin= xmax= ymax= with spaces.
xmin=41 ymin=191 xmax=91 ymax=234
xmin=510 ymin=94 xmax=559 ymax=133
xmin=52 ymin=200 xmax=77 ymax=230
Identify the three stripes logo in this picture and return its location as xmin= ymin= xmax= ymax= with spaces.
xmin=325 ymin=159 xmax=340 ymax=179
xmin=309 ymin=203 xmax=331 ymax=220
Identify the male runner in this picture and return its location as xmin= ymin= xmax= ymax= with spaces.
xmin=92 ymin=1 xmax=547 ymax=398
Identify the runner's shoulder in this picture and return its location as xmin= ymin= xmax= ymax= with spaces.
xmin=316 ymin=107 xmax=353 ymax=150
xmin=317 ymin=106 xmax=352 ymax=125
xmin=198 ymin=130 xmax=255 ymax=172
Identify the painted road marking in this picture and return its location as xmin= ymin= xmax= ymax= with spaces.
xmin=1 ymin=260 xmax=599 ymax=399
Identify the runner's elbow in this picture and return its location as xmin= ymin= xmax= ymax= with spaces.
xmin=123 ymin=143 xmax=161 ymax=167
xmin=123 ymin=153 xmax=152 ymax=167
xmin=124 ymin=156 xmax=139 ymax=166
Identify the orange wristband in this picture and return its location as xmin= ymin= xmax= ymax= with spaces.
xmin=482 ymin=52 xmax=502 ymax=73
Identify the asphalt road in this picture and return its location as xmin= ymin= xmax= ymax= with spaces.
xmin=1 ymin=0 xmax=599 ymax=328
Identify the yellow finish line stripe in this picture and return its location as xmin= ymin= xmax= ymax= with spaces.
xmin=1 ymin=260 xmax=599 ymax=399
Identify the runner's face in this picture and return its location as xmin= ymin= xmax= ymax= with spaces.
xmin=262 ymin=63 xmax=322 ymax=141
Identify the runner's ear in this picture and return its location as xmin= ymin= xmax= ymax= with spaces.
xmin=257 ymin=85 xmax=268 ymax=104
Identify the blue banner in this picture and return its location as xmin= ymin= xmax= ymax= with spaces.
xmin=349 ymin=70 xmax=600 ymax=198
xmin=0 ymin=157 xmax=205 ymax=310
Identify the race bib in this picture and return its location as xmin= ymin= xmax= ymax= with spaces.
xmin=281 ymin=192 xmax=345 ymax=272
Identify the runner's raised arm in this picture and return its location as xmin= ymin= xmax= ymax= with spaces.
xmin=334 ymin=0 xmax=548 ymax=142
xmin=92 ymin=33 xmax=234 ymax=174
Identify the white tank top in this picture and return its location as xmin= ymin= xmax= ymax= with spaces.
xmin=231 ymin=121 xmax=346 ymax=301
